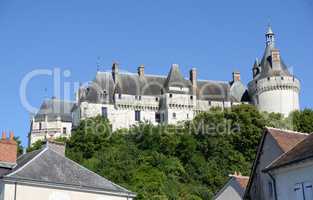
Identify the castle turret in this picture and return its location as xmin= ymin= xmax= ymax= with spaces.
xmin=248 ymin=26 xmax=300 ymax=116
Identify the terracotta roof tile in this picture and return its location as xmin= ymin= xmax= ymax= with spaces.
xmin=267 ymin=127 xmax=308 ymax=152
xmin=265 ymin=133 xmax=313 ymax=171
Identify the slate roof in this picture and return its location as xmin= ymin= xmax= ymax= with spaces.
xmin=80 ymin=65 xmax=244 ymax=103
xmin=264 ymin=133 xmax=313 ymax=172
xmin=214 ymin=175 xmax=249 ymax=199
xmin=34 ymin=98 xmax=74 ymax=122
xmin=3 ymin=147 xmax=135 ymax=197
xmin=253 ymin=40 xmax=292 ymax=81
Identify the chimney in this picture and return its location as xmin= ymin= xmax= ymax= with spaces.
xmin=138 ymin=64 xmax=144 ymax=77
xmin=232 ymin=71 xmax=241 ymax=82
xmin=190 ymin=68 xmax=197 ymax=94
xmin=271 ymin=49 xmax=281 ymax=70
xmin=47 ymin=139 xmax=65 ymax=156
xmin=0 ymin=131 xmax=17 ymax=166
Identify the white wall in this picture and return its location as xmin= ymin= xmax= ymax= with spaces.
xmin=214 ymin=178 xmax=243 ymax=200
xmin=272 ymin=160 xmax=313 ymax=200
xmin=3 ymin=182 xmax=133 ymax=200
xmin=250 ymin=76 xmax=300 ymax=117
xmin=30 ymin=121 xmax=72 ymax=145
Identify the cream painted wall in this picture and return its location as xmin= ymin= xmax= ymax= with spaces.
xmin=3 ymin=182 xmax=133 ymax=200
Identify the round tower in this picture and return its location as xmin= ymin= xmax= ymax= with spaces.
xmin=248 ymin=26 xmax=300 ymax=117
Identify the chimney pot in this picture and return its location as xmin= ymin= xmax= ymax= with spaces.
xmin=9 ymin=131 xmax=14 ymax=140
xmin=2 ymin=131 xmax=6 ymax=140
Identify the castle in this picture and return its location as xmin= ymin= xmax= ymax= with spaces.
xmin=29 ymin=26 xmax=300 ymax=145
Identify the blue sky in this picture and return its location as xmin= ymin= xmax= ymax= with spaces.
xmin=0 ymin=0 xmax=312 ymax=146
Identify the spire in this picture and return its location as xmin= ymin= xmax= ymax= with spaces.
xmin=265 ymin=24 xmax=275 ymax=48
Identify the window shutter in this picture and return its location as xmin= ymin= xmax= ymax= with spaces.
xmin=304 ymin=182 xmax=313 ymax=200
xmin=294 ymin=183 xmax=304 ymax=200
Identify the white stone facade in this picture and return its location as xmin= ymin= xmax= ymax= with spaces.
xmin=249 ymin=76 xmax=300 ymax=117
xmin=30 ymin=119 xmax=72 ymax=145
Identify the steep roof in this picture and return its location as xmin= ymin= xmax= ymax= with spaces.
xmin=3 ymin=147 xmax=135 ymax=197
xmin=34 ymin=98 xmax=74 ymax=122
xmin=164 ymin=64 xmax=190 ymax=89
xmin=268 ymin=128 xmax=308 ymax=152
xmin=264 ymin=133 xmax=313 ymax=172
xmin=214 ymin=175 xmax=249 ymax=199
xmin=254 ymin=45 xmax=292 ymax=80
xmin=244 ymin=127 xmax=308 ymax=199
xmin=81 ymin=67 xmax=236 ymax=102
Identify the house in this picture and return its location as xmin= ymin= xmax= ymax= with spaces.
xmin=0 ymin=132 xmax=136 ymax=200
xmin=29 ymin=97 xmax=74 ymax=146
xmin=213 ymin=172 xmax=249 ymax=200
xmin=244 ymin=127 xmax=308 ymax=200
xmin=263 ymin=132 xmax=313 ymax=200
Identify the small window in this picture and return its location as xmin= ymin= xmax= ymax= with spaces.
xmin=281 ymin=77 xmax=284 ymax=80
xmin=139 ymin=96 xmax=142 ymax=100
xmin=172 ymin=113 xmax=176 ymax=119
xmin=155 ymin=113 xmax=161 ymax=123
xmin=63 ymin=127 xmax=67 ymax=134
xmin=169 ymin=94 xmax=173 ymax=98
xmin=190 ymin=96 xmax=193 ymax=100
xmin=268 ymin=77 xmax=271 ymax=81
xmin=118 ymin=93 xmax=122 ymax=99
xmin=102 ymin=107 xmax=108 ymax=118
xmin=268 ymin=182 xmax=273 ymax=198
xmin=256 ymin=95 xmax=260 ymax=105
xmin=208 ymin=101 xmax=212 ymax=106
xmin=135 ymin=111 xmax=141 ymax=121
xmin=187 ymin=113 xmax=189 ymax=119
xmin=155 ymin=97 xmax=159 ymax=101
xmin=39 ymin=122 xmax=42 ymax=130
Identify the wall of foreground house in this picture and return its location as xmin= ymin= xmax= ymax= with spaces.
xmin=2 ymin=182 xmax=133 ymax=200
xmin=272 ymin=160 xmax=313 ymax=200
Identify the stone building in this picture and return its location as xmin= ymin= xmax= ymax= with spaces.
xmin=29 ymin=97 xmax=74 ymax=146
xmin=248 ymin=26 xmax=300 ymax=116
xmin=29 ymin=26 xmax=301 ymax=143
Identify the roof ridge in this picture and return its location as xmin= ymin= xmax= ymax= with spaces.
xmin=264 ymin=133 xmax=313 ymax=171
xmin=266 ymin=127 xmax=309 ymax=135
xmin=46 ymin=148 xmax=134 ymax=195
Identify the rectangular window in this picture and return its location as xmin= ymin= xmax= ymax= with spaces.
xmin=102 ymin=107 xmax=108 ymax=118
xmin=294 ymin=182 xmax=313 ymax=200
xmin=63 ymin=127 xmax=67 ymax=134
xmin=268 ymin=182 xmax=273 ymax=198
xmin=135 ymin=111 xmax=141 ymax=121
xmin=173 ymin=113 xmax=176 ymax=119
xmin=169 ymin=94 xmax=173 ymax=98
xmin=39 ymin=122 xmax=42 ymax=130
xmin=155 ymin=113 xmax=160 ymax=123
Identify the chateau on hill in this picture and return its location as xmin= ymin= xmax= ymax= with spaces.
xmin=29 ymin=26 xmax=300 ymax=145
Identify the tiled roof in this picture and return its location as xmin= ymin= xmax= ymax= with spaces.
xmin=4 ymin=147 xmax=135 ymax=197
xmin=265 ymin=133 xmax=313 ymax=171
xmin=267 ymin=127 xmax=308 ymax=152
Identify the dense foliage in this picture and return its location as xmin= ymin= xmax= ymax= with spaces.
xmin=64 ymin=105 xmax=288 ymax=199
xmin=26 ymin=105 xmax=313 ymax=199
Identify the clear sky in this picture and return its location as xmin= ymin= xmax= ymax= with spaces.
xmin=0 ymin=0 xmax=312 ymax=146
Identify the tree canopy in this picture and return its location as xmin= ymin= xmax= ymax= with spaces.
xmin=26 ymin=105 xmax=313 ymax=199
